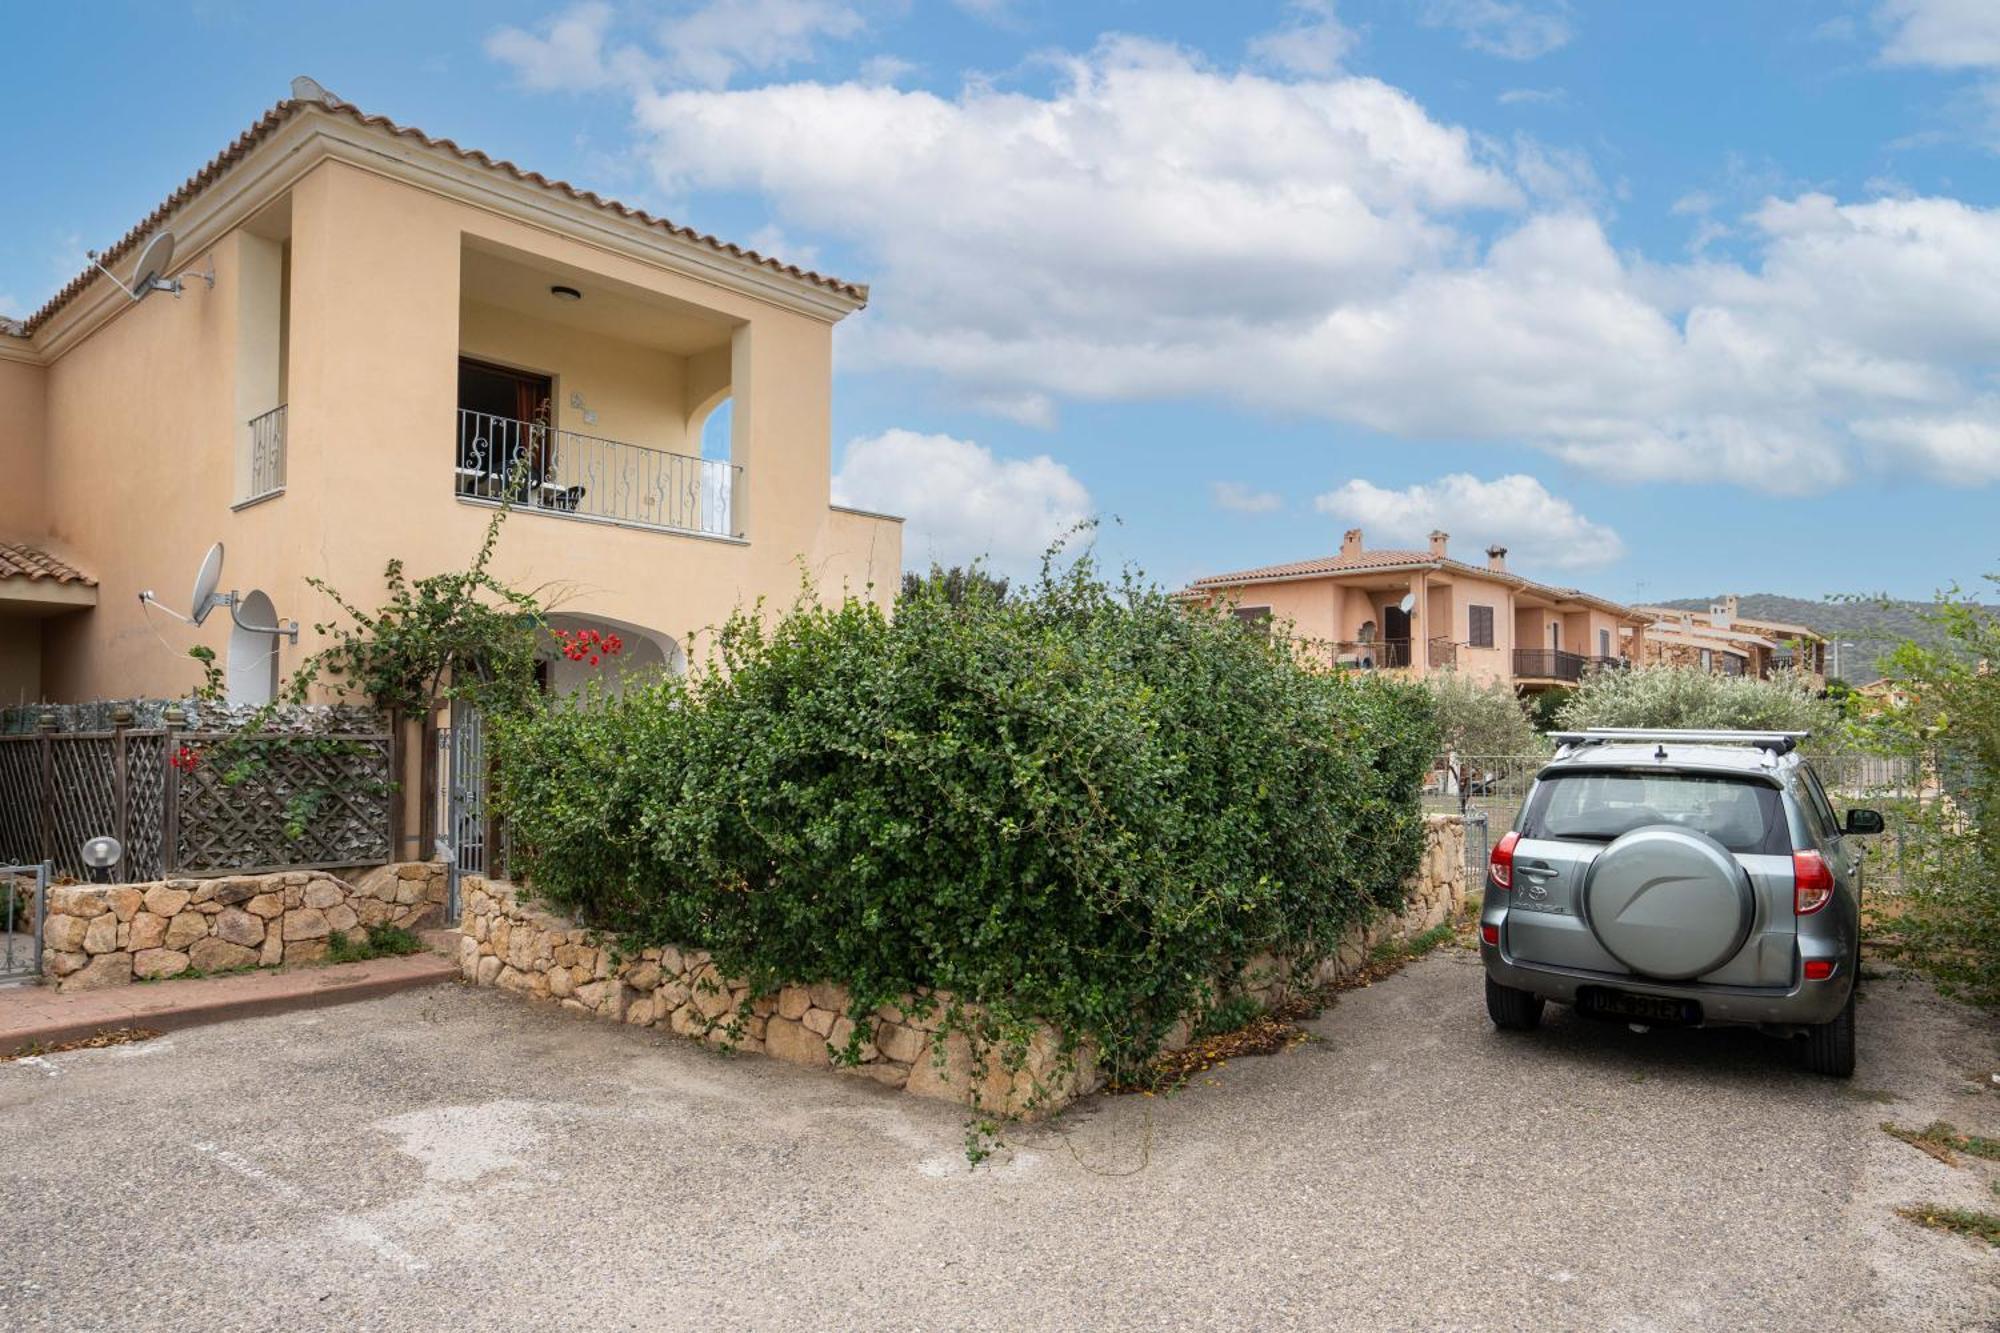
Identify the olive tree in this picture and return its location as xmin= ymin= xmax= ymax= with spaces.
xmin=1424 ymin=670 xmax=1546 ymax=810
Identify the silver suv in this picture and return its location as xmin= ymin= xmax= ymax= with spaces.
xmin=1478 ymin=729 xmax=1885 ymax=1077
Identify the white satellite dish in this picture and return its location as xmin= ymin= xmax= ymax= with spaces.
xmin=139 ymin=540 xmax=298 ymax=643
xmin=87 ymin=229 xmax=212 ymax=304
xmin=1397 ymin=593 xmax=1416 ymax=614
xmin=189 ymin=541 xmax=225 ymax=625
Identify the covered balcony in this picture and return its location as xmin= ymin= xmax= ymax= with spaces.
xmin=455 ymin=239 xmax=745 ymax=542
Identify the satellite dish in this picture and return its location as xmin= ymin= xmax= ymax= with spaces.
xmin=1397 ymin=593 xmax=1415 ymax=614
xmin=189 ymin=542 xmax=225 ymax=625
xmin=87 ymin=229 xmax=211 ymax=303
xmin=131 ymin=232 xmax=176 ymax=293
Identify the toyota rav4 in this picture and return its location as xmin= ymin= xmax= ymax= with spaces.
xmin=1478 ymin=729 xmax=1884 ymax=1077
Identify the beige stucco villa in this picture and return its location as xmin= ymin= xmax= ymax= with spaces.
xmin=1181 ymin=528 xmax=1652 ymax=694
xmin=0 ymin=77 xmax=901 ymax=712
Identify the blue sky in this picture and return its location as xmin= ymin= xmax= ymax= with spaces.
xmin=6 ymin=1 xmax=2000 ymax=602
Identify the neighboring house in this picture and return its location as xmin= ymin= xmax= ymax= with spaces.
xmin=1179 ymin=528 xmax=1651 ymax=693
xmin=0 ymin=78 xmax=901 ymax=711
xmin=1631 ymin=596 xmax=1827 ymax=686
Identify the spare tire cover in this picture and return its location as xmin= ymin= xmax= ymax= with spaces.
xmin=1583 ymin=826 xmax=1754 ymax=981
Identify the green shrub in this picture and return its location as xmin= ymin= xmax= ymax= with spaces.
xmin=1865 ymin=579 xmax=2000 ymax=1007
xmin=325 ymin=923 xmax=424 ymax=965
xmin=1556 ymin=664 xmax=1845 ymax=742
xmin=491 ymin=558 xmax=1436 ymax=1081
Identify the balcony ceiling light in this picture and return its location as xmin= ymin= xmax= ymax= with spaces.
xmin=550 ymin=284 xmax=582 ymax=301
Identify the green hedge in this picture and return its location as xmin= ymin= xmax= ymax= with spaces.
xmin=491 ymin=563 xmax=1436 ymax=1076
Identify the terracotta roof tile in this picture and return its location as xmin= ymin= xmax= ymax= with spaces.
xmin=0 ymin=541 xmax=96 ymax=586
xmin=14 ymin=89 xmax=865 ymax=339
xmin=1186 ymin=549 xmax=1645 ymax=621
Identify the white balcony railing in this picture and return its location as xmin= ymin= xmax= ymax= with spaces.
xmin=455 ymin=409 xmax=739 ymax=539
xmin=244 ymin=404 xmax=286 ymax=503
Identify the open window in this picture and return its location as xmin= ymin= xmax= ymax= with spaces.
xmin=457 ymin=358 xmax=553 ymax=500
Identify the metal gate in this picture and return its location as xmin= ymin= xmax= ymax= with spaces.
xmin=437 ymin=701 xmax=487 ymax=923
xmin=2 ymin=862 xmax=49 ymax=983
xmin=1461 ymin=810 xmax=1490 ymax=892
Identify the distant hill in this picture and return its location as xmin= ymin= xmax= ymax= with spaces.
xmin=1650 ymin=593 xmax=1989 ymax=684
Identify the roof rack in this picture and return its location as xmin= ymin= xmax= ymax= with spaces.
xmin=1550 ymin=728 xmax=1809 ymax=756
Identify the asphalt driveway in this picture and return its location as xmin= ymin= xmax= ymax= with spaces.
xmin=3 ymin=947 xmax=1995 ymax=1331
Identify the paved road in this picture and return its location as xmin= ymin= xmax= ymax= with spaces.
xmin=3 ymin=948 xmax=1995 ymax=1331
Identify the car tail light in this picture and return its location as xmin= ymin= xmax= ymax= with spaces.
xmin=1480 ymin=923 xmax=1499 ymax=946
xmin=1490 ymin=831 xmax=1520 ymax=891
xmin=1803 ymin=959 xmax=1834 ymax=980
xmin=1793 ymin=850 xmax=1835 ymax=915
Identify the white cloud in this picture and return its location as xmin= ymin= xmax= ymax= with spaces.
xmin=1314 ymin=474 xmax=1623 ymax=570
xmin=499 ymin=27 xmax=2000 ymax=495
xmin=1878 ymin=0 xmax=2000 ymax=70
xmin=487 ymin=3 xmax=633 ymax=91
xmin=831 ymin=429 xmax=1093 ymax=571
xmin=1211 ymin=481 xmax=1285 ymax=514
xmin=1497 ymin=86 xmax=1566 ymax=106
xmin=1250 ymin=0 xmax=1357 ymax=77
xmin=654 ymin=0 xmax=862 ymax=88
xmin=859 ymin=53 xmax=917 ymax=85
xmin=1851 ymin=410 xmax=2000 ymax=484
xmin=488 ymin=0 xmax=862 ymax=92
xmin=1421 ymin=1 xmax=1574 ymax=61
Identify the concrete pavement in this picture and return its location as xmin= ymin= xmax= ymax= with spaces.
xmin=1 ymin=948 xmax=1994 ymax=1330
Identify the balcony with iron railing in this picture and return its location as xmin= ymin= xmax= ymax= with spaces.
xmin=238 ymin=404 xmax=286 ymax=506
xmin=455 ymin=409 xmax=741 ymax=540
xmin=1512 ymin=649 xmax=1629 ymax=683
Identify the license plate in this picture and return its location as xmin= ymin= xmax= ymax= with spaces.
xmin=1577 ymin=987 xmax=1701 ymax=1026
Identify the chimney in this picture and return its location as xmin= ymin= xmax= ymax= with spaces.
xmin=1485 ymin=544 xmax=1507 ymax=572
xmin=1340 ymin=528 xmax=1363 ymax=558
xmin=1428 ymin=530 xmax=1449 ymax=559
xmin=1709 ymin=594 xmax=1738 ymax=628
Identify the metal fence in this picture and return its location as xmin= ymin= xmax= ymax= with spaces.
xmin=1 ymin=863 xmax=46 ymax=982
xmin=0 ymin=709 xmax=393 ymax=880
xmin=1425 ymin=750 xmax=1929 ymax=892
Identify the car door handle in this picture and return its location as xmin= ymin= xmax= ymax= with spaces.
xmin=1518 ymin=864 xmax=1557 ymax=880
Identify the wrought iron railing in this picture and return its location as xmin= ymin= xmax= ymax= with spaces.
xmin=1512 ymin=648 xmax=1589 ymax=683
xmin=455 ymin=409 xmax=739 ymax=538
xmin=245 ymin=404 xmax=286 ymax=503
xmin=1298 ymin=638 xmax=1413 ymax=670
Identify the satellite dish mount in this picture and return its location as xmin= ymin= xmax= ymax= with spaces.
xmin=88 ymin=231 xmax=213 ymax=305
xmin=139 ymin=542 xmax=299 ymax=644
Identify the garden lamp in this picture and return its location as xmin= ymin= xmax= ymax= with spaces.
xmin=81 ymin=835 xmax=124 ymax=884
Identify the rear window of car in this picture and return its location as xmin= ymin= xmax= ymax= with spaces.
xmin=1520 ymin=770 xmax=1792 ymax=855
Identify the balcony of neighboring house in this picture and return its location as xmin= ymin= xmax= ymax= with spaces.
xmin=453 ymin=240 xmax=746 ymax=543
xmin=1512 ymin=647 xmax=1590 ymax=684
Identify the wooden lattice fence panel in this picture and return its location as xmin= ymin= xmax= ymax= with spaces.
xmin=173 ymin=731 xmax=393 ymax=874
xmin=0 ymin=743 xmax=40 ymax=867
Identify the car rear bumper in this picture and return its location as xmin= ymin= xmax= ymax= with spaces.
xmin=1481 ymin=942 xmax=1853 ymax=1027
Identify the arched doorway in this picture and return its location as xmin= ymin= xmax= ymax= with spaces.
xmin=226 ymin=590 xmax=281 ymax=706
xmin=539 ymin=613 xmax=685 ymax=698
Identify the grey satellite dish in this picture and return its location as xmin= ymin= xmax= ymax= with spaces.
xmin=189 ymin=542 xmax=225 ymax=625
xmin=1397 ymin=593 xmax=1416 ymax=614
xmin=131 ymin=232 xmax=176 ymax=293
xmin=87 ymin=229 xmax=212 ymax=303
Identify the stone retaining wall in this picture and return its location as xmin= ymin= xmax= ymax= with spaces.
xmin=460 ymin=814 xmax=1466 ymax=1116
xmin=40 ymin=862 xmax=447 ymax=992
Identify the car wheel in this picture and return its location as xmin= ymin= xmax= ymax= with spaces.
xmin=1800 ymin=985 xmax=1857 ymax=1079
xmin=1486 ymin=975 xmax=1545 ymax=1031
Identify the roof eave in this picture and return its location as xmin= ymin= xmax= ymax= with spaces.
xmin=20 ymin=95 xmax=868 ymax=358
